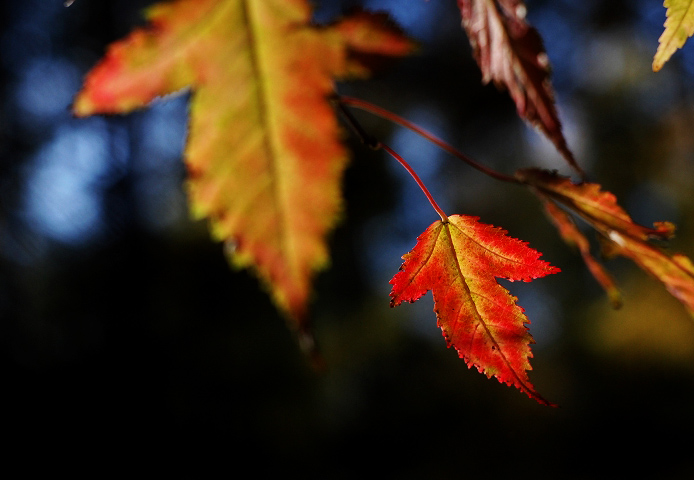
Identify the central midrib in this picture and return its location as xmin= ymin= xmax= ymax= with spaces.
xmin=442 ymin=223 xmax=532 ymax=394
xmin=242 ymin=0 xmax=295 ymax=281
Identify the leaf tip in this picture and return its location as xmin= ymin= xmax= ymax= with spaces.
xmin=609 ymin=290 xmax=624 ymax=310
xmin=652 ymin=221 xmax=676 ymax=239
xmin=652 ymin=46 xmax=668 ymax=72
xmin=652 ymin=58 xmax=665 ymax=72
xmin=71 ymin=93 xmax=95 ymax=118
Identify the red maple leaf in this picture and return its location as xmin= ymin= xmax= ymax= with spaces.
xmin=390 ymin=214 xmax=559 ymax=405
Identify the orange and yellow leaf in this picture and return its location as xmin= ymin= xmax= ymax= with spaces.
xmin=542 ymin=201 xmax=622 ymax=308
xmin=653 ymin=0 xmax=694 ymax=71
xmin=604 ymin=231 xmax=694 ymax=317
xmin=390 ymin=214 xmax=559 ymax=405
xmin=516 ymin=168 xmax=675 ymax=241
xmin=74 ymin=0 xmax=413 ymax=327
xmin=518 ymin=168 xmax=694 ymax=318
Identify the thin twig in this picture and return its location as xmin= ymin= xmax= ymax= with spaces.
xmin=331 ymin=96 xmax=380 ymax=150
xmin=380 ymin=143 xmax=449 ymax=223
xmin=338 ymin=95 xmax=521 ymax=185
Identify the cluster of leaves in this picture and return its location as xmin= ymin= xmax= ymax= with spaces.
xmin=73 ymin=0 xmax=694 ymax=405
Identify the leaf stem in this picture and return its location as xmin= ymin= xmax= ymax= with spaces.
xmin=338 ymin=95 xmax=521 ymax=185
xmin=380 ymin=142 xmax=448 ymax=223
xmin=332 ymin=97 xmax=380 ymax=149
xmin=332 ymin=94 xmax=449 ymax=221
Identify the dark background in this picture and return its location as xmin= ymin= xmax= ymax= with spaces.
xmin=2 ymin=0 xmax=694 ymax=476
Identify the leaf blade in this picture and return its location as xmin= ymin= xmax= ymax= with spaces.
xmin=605 ymin=232 xmax=694 ymax=317
xmin=542 ymin=201 xmax=622 ymax=308
xmin=517 ymin=168 xmax=675 ymax=241
xmin=653 ymin=0 xmax=694 ymax=72
xmin=519 ymin=168 xmax=694 ymax=318
xmin=74 ymin=0 xmax=414 ymax=326
xmin=457 ymin=0 xmax=580 ymax=174
xmin=390 ymin=215 xmax=559 ymax=405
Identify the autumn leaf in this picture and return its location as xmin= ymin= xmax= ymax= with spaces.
xmin=604 ymin=231 xmax=694 ymax=317
xmin=516 ymin=168 xmax=675 ymax=241
xmin=542 ymin=201 xmax=622 ymax=308
xmin=457 ymin=0 xmax=581 ymax=175
xmin=73 ymin=0 xmax=413 ymax=327
xmin=653 ymin=0 xmax=694 ymax=72
xmin=517 ymin=168 xmax=694 ymax=317
xmin=389 ymin=214 xmax=559 ymax=405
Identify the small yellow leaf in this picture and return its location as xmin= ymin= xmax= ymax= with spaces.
xmin=653 ymin=0 xmax=694 ymax=71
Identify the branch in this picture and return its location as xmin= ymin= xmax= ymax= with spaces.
xmin=338 ymin=95 xmax=521 ymax=185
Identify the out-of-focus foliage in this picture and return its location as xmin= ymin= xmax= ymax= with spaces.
xmin=74 ymin=0 xmax=413 ymax=327
xmin=458 ymin=0 xmax=580 ymax=173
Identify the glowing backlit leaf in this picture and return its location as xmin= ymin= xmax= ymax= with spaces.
xmin=74 ymin=0 xmax=413 ymax=327
xmin=390 ymin=214 xmax=559 ymax=405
